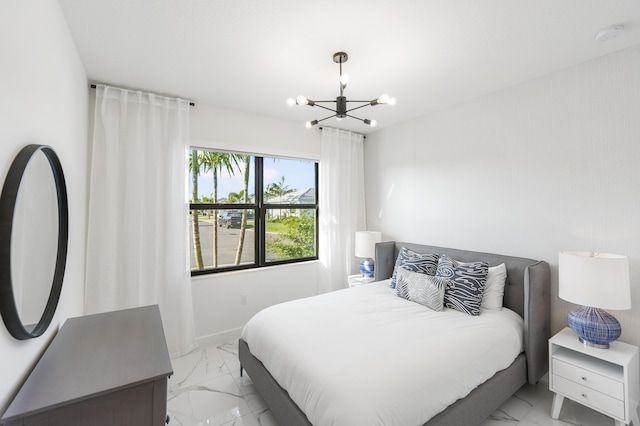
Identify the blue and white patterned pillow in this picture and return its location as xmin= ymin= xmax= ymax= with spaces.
xmin=436 ymin=255 xmax=489 ymax=316
xmin=396 ymin=268 xmax=447 ymax=311
xmin=390 ymin=247 xmax=439 ymax=289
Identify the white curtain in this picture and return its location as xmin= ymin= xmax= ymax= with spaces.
xmin=86 ymin=85 xmax=196 ymax=357
xmin=318 ymin=127 xmax=366 ymax=293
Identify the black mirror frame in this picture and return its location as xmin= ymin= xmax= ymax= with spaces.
xmin=0 ymin=145 xmax=69 ymax=340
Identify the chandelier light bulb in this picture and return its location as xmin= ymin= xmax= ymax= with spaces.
xmin=305 ymin=120 xmax=318 ymax=129
xmin=286 ymin=98 xmax=296 ymax=107
xmin=370 ymin=119 xmax=377 ymax=127
xmin=387 ymin=97 xmax=397 ymax=106
xmin=378 ymin=94 xmax=390 ymax=104
xmin=340 ymin=73 xmax=350 ymax=86
xmin=297 ymin=95 xmax=309 ymax=105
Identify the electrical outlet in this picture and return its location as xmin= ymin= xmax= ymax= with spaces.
xmin=240 ymin=295 xmax=247 ymax=305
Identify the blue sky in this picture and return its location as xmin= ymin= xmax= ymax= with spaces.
xmin=190 ymin=155 xmax=316 ymax=201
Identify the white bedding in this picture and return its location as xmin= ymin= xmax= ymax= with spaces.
xmin=242 ymin=280 xmax=524 ymax=426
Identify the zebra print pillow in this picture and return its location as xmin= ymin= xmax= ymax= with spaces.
xmin=436 ymin=255 xmax=489 ymax=316
xmin=390 ymin=247 xmax=439 ymax=289
xmin=395 ymin=268 xmax=447 ymax=311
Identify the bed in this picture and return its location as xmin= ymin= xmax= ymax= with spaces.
xmin=239 ymin=241 xmax=550 ymax=425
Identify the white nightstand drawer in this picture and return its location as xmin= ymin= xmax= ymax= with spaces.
xmin=552 ymin=375 xmax=624 ymax=419
xmin=549 ymin=328 xmax=640 ymax=425
xmin=552 ymin=358 xmax=624 ymax=400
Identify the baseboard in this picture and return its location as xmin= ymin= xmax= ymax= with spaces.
xmin=196 ymin=327 xmax=243 ymax=348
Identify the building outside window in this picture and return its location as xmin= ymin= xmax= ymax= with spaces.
xmin=188 ymin=148 xmax=318 ymax=275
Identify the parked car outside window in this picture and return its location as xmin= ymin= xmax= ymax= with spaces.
xmin=218 ymin=211 xmax=242 ymax=228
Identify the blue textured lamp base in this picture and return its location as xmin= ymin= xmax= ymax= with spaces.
xmin=359 ymin=258 xmax=375 ymax=278
xmin=567 ymin=306 xmax=621 ymax=349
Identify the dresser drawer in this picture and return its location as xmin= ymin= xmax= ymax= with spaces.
xmin=552 ymin=375 xmax=624 ymax=419
xmin=552 ymin=358 xmax=624 ymax=400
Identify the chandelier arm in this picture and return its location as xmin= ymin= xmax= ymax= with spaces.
xmin=345 ymin=103 xmax=375 ymax=114
xmin=346 ymin=114 xmax=377 ymax=127
xmin=345 ymin=114 xmax=366 ymax=122
xmin=312 ymin=104 xmax=338 ymax=113
xmin=316 ymin=113 xmax=338 ymax=123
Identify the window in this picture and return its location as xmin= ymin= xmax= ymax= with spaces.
xmin=188 ymin=148 xmax=318 ymax=274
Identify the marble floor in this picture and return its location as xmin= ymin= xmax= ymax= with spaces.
xmin=167 ymin=341 xmax=617 ymax=426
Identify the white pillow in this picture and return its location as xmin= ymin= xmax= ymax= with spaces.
xmin=481 ymin=263 xmax=507 ymax=310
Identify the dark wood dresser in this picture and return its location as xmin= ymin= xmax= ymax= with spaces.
xmin=1 ymin=305 xmax=173 ymax=425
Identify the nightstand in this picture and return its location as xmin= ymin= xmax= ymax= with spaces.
xmin=549 ymin=327 xmax=640 ymax=426
xmin=348 ymin=274 xmax=375 ymax=287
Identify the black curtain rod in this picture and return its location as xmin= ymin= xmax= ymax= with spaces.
xmin=89 ymin=84 xmax=195 ymax=106
xmin=318 ymin=126 xmax=366 ymax=138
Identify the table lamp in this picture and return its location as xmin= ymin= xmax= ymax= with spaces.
xmin=558 ymin=251 xmax=631 ymax=349
xmin=355 ymin=231 xmax=381 ymax=277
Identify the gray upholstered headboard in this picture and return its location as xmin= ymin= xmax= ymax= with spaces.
xmin=375 ymin=241 xmax=551 ymax=384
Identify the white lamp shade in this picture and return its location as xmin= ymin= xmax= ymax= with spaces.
xmin=354 ymin=231 xmax=381 ymax=259
xmin=558 ymin=251 xmax=631 ymax=310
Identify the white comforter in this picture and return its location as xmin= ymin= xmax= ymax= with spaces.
xmin=242 ymin=280 xmax=524 ymax=426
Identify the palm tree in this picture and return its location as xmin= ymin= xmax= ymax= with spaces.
xmin=235 ymin=155 xmax=251 ymax=265
xmin=199 ymin=151 xmax=242 ymax=267
xmin=266 ymin=176 xmax=294 ymax=203
xmin=265 ymin=176 xmax=295 ymax=220
xmin=226 ymin=190 xmax=246 ymax=204
xmin=189 ymin=149 xmax=204 ymax=270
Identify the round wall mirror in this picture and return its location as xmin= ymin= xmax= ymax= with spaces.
xmin=0 ymin=145 xmax=68 ymax=340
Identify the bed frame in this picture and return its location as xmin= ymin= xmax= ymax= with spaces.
xmin=239 ymin=241 xmax=550 ymax=426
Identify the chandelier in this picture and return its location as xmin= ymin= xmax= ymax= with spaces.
xmin=287 ymin=52 xmax=396 ymax=129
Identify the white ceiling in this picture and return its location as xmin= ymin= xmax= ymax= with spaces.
xmin=58 ymin=0 xmax=640 ymax=134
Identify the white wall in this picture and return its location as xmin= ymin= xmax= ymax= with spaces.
xmin=0 ymin=0 xmax=88 ymax=413
xmin=189 ymin=104 xmax=321 ymax=345
xmin=365 ymin=44 xmax=640 ymax=347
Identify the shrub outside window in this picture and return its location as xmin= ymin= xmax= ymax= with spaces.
xmin=188 ymin=149 xmax=318 ymax=274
